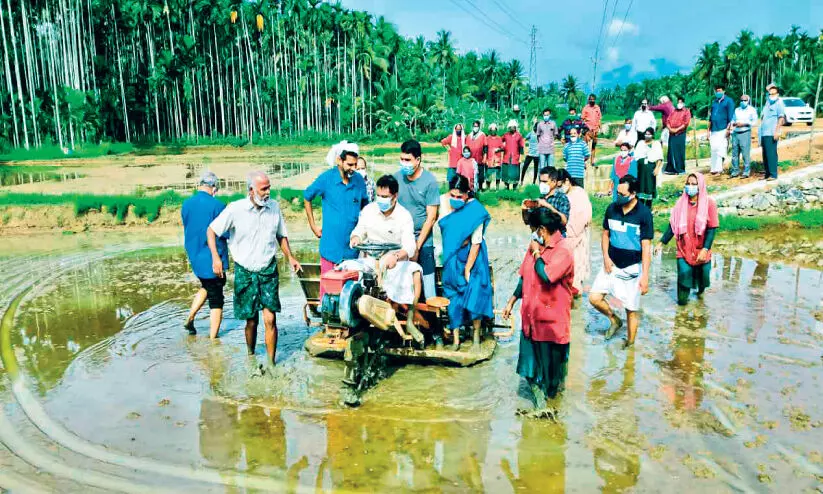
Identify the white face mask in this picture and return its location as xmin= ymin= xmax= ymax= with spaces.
xmin=539 ymin=182 xmax=551 ymax=195
xmin=356 ymin=169 xmax=367 ymax=177
xmin=677 ymin=102 xmax=685 ymax=110
xmin=620 ymin=150 xmax=629 ymax=158
xmin=570 ymin=136 xmax=578 ymax=142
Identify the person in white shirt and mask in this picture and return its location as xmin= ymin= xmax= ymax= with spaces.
xmin=614 ymin=118 xmax=638 ymax=150
xmin=632 ymin=99 xmax=657 ymax=145
xmin=730 ymin=94 xmax=758 ymax=178
xmin=350 ymin=174 xmax=425 ymax=344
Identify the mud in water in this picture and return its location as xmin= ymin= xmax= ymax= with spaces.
xmin=1 ymin=230 xmax=822 ymax=492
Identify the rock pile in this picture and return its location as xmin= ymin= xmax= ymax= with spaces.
xmin=717 ymin=177 xmax=823 ymax=217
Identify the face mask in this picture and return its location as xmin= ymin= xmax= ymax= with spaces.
xmin=356 ymin=169 xmax=367 ymax=178
xmin=715 ymin=91 xmax=723 ymax=99
xmin=376 ymin=196 xmax=393 ymax=212
xmin=616 ymin=194 xmax=633 ymax=206
xmin=253 ymin=192 xmax=270 ymax=207
xmin=449 ymin=197 xmax=466 ymax=210
xmin=685 ymin=184 xmax=699 ymax=197
xmin=344 ymin=169 xmax=355 ymax=178
xmin=490 ymin=129 xmax=497 ymax=135
xmin=570 ymin=136 xmax=578 ymax=142
xmin=644 ymin=135 xmax=653 ymax=141
xmin=539 ymin=182 xmax=551 ymax=195
xmin=677 ymin=102 xmax=685 ymax=110
xmin=400 ymin=161 xmax=416 ymax=176
xmin=740 ymin=101 xmax=748 ymax=109
xmin=624 ymin=123 xmax=632 ymax=130
xmin=456 ymin=130 xmax=462 ymax=136
xmin=589 ymin=101 xmax=595 ymax=106
xmin=530 ymin=231 xmax=544 ymax=245
xmin=768 ymin=95 xmax=778 ymax=102
xmin=569 ymin=114 xmax=575 ymax=119
xmin=620 ymin=150 xmax=629 ymax=158
xmin=472 ymin=126 xmax=480 ymax=133
xmin=543 ymin=115 xmax=550 ymax=122
xmin=462 ymin=151 xmax=471 ymax=159
xmin=641 ymin=105 xmax=648 ymax=110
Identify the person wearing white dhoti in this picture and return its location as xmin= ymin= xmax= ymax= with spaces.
xmin=349 ymin=174 xmax=425 ymax=343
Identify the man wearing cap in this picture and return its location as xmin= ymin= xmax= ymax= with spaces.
xmin=182 ymin=171 xmax=228 ymax=338
xmin=730 ymin=94 xmax=758 ymax=178
xmin=208 ymin=171 xmax=302 ymax=369
xmin=760 ymin=83 xmax=785 ymax=181
xmin=304 ymin=141 xmax=368 ymax=297
xmin=502 ymin=119 xmax=525 ymax=190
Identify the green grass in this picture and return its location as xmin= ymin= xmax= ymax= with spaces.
xmin=0 ymin=165 xmax=84 ymax=186
xmin=0 ymin=142 xmax=134 ymax=162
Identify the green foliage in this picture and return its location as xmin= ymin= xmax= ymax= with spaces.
xmin=0 ymin=143 xmax=133 ymax=162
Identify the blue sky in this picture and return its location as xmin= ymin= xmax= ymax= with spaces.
xmin=339 ymin=0 xmax=821 ymax=90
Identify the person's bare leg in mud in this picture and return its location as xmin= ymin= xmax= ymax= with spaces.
xmin=184 ymin=288 xmax=207 ymax=335
xmin=263 ymin=308 xmax=278 ymax=366
xmin=625 ymin=310 xmax=639 ymax=347
xmin=588 ymin=292 xmax=623 ymax=339
xmin=406 ymin=272 xmax=425 ymax=345
xmin=208 ymin=308 xmax=223 ymax=339
xmin=471 ymin=319 xmax=482 ymax=353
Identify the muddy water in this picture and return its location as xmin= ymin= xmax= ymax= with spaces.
xmin=1 ymin=231 xmax=822 ymax=492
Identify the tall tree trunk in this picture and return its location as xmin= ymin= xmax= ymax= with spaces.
xmin=0 ymin=0 xmax=19 ymax=147
xmin=112 ymin=6 xmax=130 ymax=142
xmin=6 ymin=0 xmax=29 ymax=149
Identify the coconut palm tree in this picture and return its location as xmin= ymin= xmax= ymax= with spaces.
xmin=429 ymin=29 xmax=457 ymax=103
xmin=560 ymin=74 xmax=581 ymax=108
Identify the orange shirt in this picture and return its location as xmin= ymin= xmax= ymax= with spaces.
xmin=581 ymin=104 xmax=602 ymax=131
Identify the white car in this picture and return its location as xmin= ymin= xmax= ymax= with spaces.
xmin=781 ymin=97 xmax=814 ymax=126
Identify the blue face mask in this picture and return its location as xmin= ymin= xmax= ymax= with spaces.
xmin=531 ymin=231 xmax=544 ymax=245
xmin=768 ymin=95 xmax=778 ymax=103
xmin=376 ymin=196 xmax=393 ymax=212
xmin=462 ymin=151 xmax=471 ymax=159
xmin=685 ymin=185 xmax=699 ymax=197
xmin=399 ymin=161 xmax=416 ymax=176
xmin=740 ymin=101 xmax=748 ymax=109
xmin=615 ymin=194 xmax=633 ymax=206
xmin=543 ymin=115 xmax=551 ymax=122
xmin=449 ymin=197 xmax=466 ymax=210
xmin=715 ymin=91 xmax=723 ymax=99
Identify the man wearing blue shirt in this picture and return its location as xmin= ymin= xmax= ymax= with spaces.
xmin=708 ymin=84 xmax=735 ymax=175
xmin=182 ymin=171 xmax=229 ymax=338
xmin=759 ymin=83 xmax=786 ymax=181
xmin=304 ymin=141 xmax=369 ymax=294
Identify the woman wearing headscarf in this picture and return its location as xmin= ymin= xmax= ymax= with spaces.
xmin=557 ymin=169 xmax=592 ymax=297
xmin=439 ymin=174 xmax=494 ymax=351
xmin=440 ymin=123 xmax=465 ymax=183
xmin=656 ymin=172 xmax=719 ymax=306
xmin=503 ymin=208 xmax=574 ymax=415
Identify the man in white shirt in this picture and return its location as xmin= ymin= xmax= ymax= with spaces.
xmin=730 ymin=94 xmax=758 ymax=178
xmin=632 ymin=99 xmax=657 ymax=144
xmin=207 ymin=171 xmax=302 ymax=369
xmin=614 ymin=118 xmax=638 ymax=150
xmin=350 ymin=174 xmax=424 ymax=343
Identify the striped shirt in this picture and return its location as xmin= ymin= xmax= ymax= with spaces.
xmin=562 ymin=140 xmax=590 ymax=178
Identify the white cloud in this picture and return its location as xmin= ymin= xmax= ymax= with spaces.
xmin=607 ymin=19 xmax=638 ymax=37
xmin=606 ymin=47 xmax=619 ymax=63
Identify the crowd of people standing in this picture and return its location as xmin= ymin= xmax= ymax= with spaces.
xmin=177 ymin=82 xmax=792 ymax=414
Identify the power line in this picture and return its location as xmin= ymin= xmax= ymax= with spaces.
xmin=610 ymin=0 xmax=635 ymax=50
xmin=489 ymin=0 xmax=529 ymax=32
xmin=453 ymin=0 xmax=529 ymax=45
xmin=591 ymin=0 xmax=612 ymax=92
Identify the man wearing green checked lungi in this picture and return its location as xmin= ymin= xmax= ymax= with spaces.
xmin=208 ymin=171 xmax=302 ymax=368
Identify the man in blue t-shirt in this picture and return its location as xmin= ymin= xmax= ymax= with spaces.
xmin=589 ymin=174 xmax=654 ymax=347
xmin=303 ymin=141 xmax=368 ymax=293
xmin=182 ymin=171 xmax=229 ymax=338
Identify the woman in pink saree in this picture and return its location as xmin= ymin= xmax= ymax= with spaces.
xmin=557 ymin=169 xmax=592 ymax=296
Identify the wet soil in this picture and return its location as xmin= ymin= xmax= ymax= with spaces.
xmin=1 ymin=229 xmax=822 ymax=492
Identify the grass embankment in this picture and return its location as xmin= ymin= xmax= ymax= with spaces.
xmin=0 ymin=185 xmax=820 ymax=233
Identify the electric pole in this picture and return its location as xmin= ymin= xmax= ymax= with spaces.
xmin=528 ymin=25 xmax=538 ymax=86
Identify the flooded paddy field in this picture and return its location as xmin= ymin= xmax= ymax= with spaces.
xmin=1 ymin=229 xmax=822 ymax=492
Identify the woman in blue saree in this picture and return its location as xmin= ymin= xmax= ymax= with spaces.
xmin=438 ymin=174 xmax=494 ymax=351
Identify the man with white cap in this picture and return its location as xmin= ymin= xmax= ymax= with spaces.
xmin=208 ymin=171 xmax=302 ymax=369
xmin=502 ymin=119 xmax=525 ymax=190
xmin=304 ymin=141 xmax=368 ymax=295
xmin=182 ymin=171 xmax=228 ymax=338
